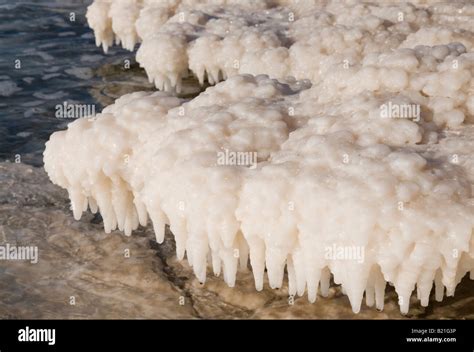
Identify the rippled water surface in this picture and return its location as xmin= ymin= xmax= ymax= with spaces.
xmin=0 ymin=0 xmax=155 ymax=165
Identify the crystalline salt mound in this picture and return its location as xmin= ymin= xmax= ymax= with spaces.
xmin=44 ymin=73 xmax=474 ymax=314
xmin=86 ymin=0 xmax=474 ymax=91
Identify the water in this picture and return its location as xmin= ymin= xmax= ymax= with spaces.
xmin=0 ymin=0 xmax=153 ymax=166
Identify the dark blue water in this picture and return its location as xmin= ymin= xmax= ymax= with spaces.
xmin=0 ymin=0 xmax=150 ymax=166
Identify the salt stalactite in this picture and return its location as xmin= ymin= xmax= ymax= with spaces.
xmin=45 ymin=68 xmax=474 ymax=313
xmin=86 ymin=0 xmax=474 ymax=91
xmin=86 ymin=0 xmax=114 ymax=53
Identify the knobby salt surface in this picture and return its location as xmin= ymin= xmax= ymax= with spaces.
xmin=44 ymin=0 xmax=474 ymax=314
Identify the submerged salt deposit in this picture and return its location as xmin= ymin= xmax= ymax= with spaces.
xmin=44 ymin=0 xmax=474 ymax=314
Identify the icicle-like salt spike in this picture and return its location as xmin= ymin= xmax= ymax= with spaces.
xmin=172 ymin=224 xmax=187 ymax=261
xmin=94 ymin=182 xmax=117 ymax=233
xmin=287 ymin=256 xmax=297 ymax=297
xmin=366 ymin=266 xmax=386 ymax=308
xmin=212 ymin=251 xmax=221 ymax=277
xmin=342 ymin=266 xmax=369 ymax=314
xmin=88 ymin=197 xmax=98 ymax=214
xmin=365 ymin=271 xmax=376 ymax=308
xmin=69 ymin=188 xmax=86 ymax=221
xmin=135 ymin=33 xmax=189 ymax=92
xmin=196 ymin=68 xmax=205 ymax=86
xmin=188 ymin=232 xmax=209 ymax=283
xmin=306 ymin=266 xmax=321 ymax=304
xmin=86 ymin=0 xmax=113 ymax=53
xmin=133 ymin=198 xmax=148 ymax=227
xmin=222 ymin=247 xmax=238 ymax=287
xmin=123 ymin=202 xmax=138 ymax=236
xmin=248 ymin=238 xmax=265 ymax=291
xmin=417 ymin=270 xmax=436 ymax=307
xmin=192 ymin=244 xmax=208 ymax=284
xmin=320 ymin=267 xmax=331 ymax=298
xmin=237 ymin=234 xmax=249 ymax=270
xmin=291 ymin=248 xmax=306 ymax=297
xmin=266 ymin=248 xmax=287 ymax=289
xmin=150 ymin=210 xmax=166 ymax=244
xmin=444 ymin=266 xmax=458 ymax=297
xmin=111 ymin=185 xmax=130 ymax=232
xmin=435 ymin=270 xmax=445 ymax=302
xmin=398 ymin=291 xmax=411 ymax=315
xmin=374 ymin=269 xmax=386 ymax=311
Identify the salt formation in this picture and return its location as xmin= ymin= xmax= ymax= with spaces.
xmin=86 ymin=0 xmax=474 ymax=91
xmin=44 ymin=0 xmax=474 ymax=314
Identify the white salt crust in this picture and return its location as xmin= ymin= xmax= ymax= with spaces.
xmin=46 ymin=0 xmax=474 ymax=314
xmin=45 ymin=66 xmax=474 ymax=313
xmin=86 ymin=0 xmax=474 ymax=92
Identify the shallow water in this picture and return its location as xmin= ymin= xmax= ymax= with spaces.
xmin=0 ymin=0 xmax=155 ymax=166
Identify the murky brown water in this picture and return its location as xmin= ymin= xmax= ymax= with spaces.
xmin=1 ymin=162 xmax=473 ymax=319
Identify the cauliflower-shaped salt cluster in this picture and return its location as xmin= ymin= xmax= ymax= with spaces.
xmin=86 ymin=0 xmax=474 ymax=91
